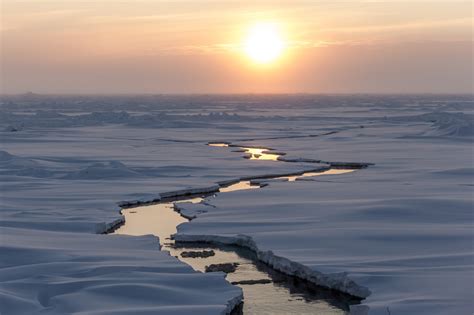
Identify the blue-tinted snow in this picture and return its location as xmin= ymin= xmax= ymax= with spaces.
xmin=1 ymin=94 xmax=473 ymax=314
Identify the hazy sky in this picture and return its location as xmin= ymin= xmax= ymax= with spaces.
xmin=1 ymin=0 xmax=473 ymax=94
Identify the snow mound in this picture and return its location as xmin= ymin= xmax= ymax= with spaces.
xmin=63 ymin=161 xmax=144 ymax=180
xmin=420 ymin=112 xmax=474 ymax=137
xmin=0 ymin=150 xmax=17 ymax=162
xmin=431 ymin=167 xmax=474 ymax=177
xmin=396 ymin=112 xmax=474 ymax=137
xmin=0 ymin=227 xmax=242 ymax=315
xmin=0 ymin=150 xmax=55 ymax=178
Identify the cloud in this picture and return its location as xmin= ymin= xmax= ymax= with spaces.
xmin=321 ymin=18 xmax=472 ymax=33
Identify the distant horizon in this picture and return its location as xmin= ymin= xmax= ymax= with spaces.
xmin=1 ymin=92 xmax=473 ymax=97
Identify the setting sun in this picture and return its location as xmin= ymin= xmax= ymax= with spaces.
xmin=244 ymin=23 xmax=284 ymax=64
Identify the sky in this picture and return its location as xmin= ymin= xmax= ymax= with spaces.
xmin=1 ymin=0 xmax=473 ymax=94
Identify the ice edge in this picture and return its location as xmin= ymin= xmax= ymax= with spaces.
xmin=173 ymin=233 xmax=371 ymax=300
xmin=220 ymin=291 xmax=244 ymax=315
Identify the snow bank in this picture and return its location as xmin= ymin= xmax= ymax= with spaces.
xmin=0 ymin=227 xmax=242 ymax=315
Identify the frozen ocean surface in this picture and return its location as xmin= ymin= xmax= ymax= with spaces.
xmin=0 ymin=94 xmax=473 ymax=314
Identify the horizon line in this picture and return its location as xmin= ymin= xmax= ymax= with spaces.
xmin=1 ymin=92 xmax=473 ymax=97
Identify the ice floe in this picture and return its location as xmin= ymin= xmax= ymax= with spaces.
xmin=1 ymin=94 xmax=472 ymax=314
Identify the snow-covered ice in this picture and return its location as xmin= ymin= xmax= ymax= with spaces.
xmin=1 ymin=94 xmax=473 ymax=314
xmin=1 ymin=228 xmax=242 ymax=315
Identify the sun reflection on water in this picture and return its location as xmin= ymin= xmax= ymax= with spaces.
xmin=208 ymin=143 xmax=229 ymax=147
xmin=284 ymin=168 xmax=355 ymax=181
xmin=219 ymin=180 xmax=260 ymax=193
xmin=243 ymin=147 xmax=281 ymax=161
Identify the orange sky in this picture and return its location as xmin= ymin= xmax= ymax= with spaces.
xmin=1 ymin=1 xmax=473 ymax=94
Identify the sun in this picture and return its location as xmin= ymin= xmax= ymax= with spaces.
xmin=244 ymin=23 xmax=284 ymax=64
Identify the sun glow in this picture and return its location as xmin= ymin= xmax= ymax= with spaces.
xmin=244 ymin=23 xmax=284 ymax=64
